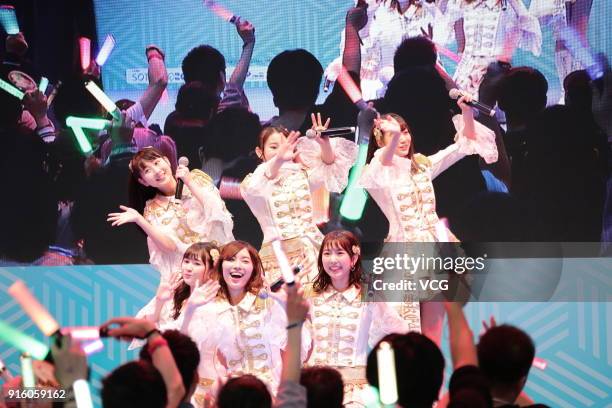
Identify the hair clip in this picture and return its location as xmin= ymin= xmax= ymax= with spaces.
xmin=210 ymin=248 xmax=220 ymax=263
xmin=352 ymin=245 xmax=361 ymax=256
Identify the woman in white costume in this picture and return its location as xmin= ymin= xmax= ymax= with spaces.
xmin=440 ymin=0 xmax=542 ymax=95
xmin=240 ymin=115 xmax=357 ymax=286
xmin=185 ymin=241 xmax=311 ymax=406
xmin=305 ymin=230 xmax=409 ymax=407
xmin=358 ymin=95 xmax=497 ymax=345
xmin=325 ymin=0 xmax=441 ymax=100
xmin=108 ymin=147 xmax=234 ymax=285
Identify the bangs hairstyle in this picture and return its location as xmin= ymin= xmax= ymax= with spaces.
xmin=212 ymin=241 xmax=264 ymax=300
xmin=257 ymin=126 xmax=289 ymax=161
xmin=366 ymin=113 xmax=419 ymax=173
xmin=128 ymin=147 xmax=172 ymax=214
xmin=172 ymin=242 xmax=219 ymax=319
xmin=313 ymin=230 xmax=363 ymax=293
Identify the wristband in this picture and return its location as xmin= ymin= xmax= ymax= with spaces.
xmin=286 ymin=321 xmax=304 ymax=330
xmin=144 ymin=328 xmax=160 ymax=339
xmin=147 ymin=336 xmax=168 ymax=355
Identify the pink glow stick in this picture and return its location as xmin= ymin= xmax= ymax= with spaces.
xmin=79 ymin=37 xmax=91 ymax=71
xmin=8 ymin=280 xmax=60 ymax=337
xmin=203 ymin=0 xmax=236 ymax=22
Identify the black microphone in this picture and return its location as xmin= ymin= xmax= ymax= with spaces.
xmin=449 ymin=88 xmax=496 ymax=117
xmin=175 ymin=156 xmax=189 ymax=200
xmin=305 ymin=126 xmax=356 ymax=138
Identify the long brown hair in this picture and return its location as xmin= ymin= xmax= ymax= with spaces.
xmin=211 ymin=241 xmax=264 ymax=301
xmin=366 ymin=113 xmax=420 ymax=173
xmin=127 ymin=147 xmax=174 ymax=214
xmin=171 ymin=242 xmax=218 ymax=320
xmin=313 ymin=230 xmax=364 ymax=293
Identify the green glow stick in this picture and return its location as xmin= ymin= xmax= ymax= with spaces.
xmin=0 ymin=320 xmax=49 ymax=360
xmin=69 ymin=126 xmax=93 ymax=155
xmin=339 ymin=143 xmax=369 ymax=220
xmin=0 ymin=77 xmax=24 ymax=99
xmin=66 ymin=116 xmax=110 ymax=130
xmin=84 ymin=80 xmax=119 ymax=119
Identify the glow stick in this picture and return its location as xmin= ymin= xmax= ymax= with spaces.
xmin=435 ymin=43 xmax=460 ymax=63
xmin=435 ymin=218 xmax=450 ymax=242
xmin=339 ymin=143 xmax=369 ymax=220
xmin=0 ymin=77 xmax=24 ymax=99
xmin=66 ymin=116 xmax=110 ymax=130
xmin=336 ymin=66 xmax=367 ymax=109
xmin=73 ymin=379 xmax=94 ymax=408
xmin=533 ymin=357 xmax=547 ymax=370
xmin=203 ymin=0 xmax=236 ymax=22
xmin=8 ymin=280 xmax=60 ymax=337
xmin=0 ymin=5 xmax=19 ymax=35
xmin=95 ymin=34 xmax=115 ymax=66
xmin=47 ymin=80 xmax=62 ymax=107
xmin=69 ymin=126 xmax=94 ymax=155
xmin=66 ymin=327 xmax=101 ymax=341
xmin=0 ymin=321 xmax=50 ymax=359
xmin=376 ymin=341 xmax=398 ymax=405
xmin=82 ymin=339 xmax=104 ymax=355
xmin=559 ymin=26 xmax=603 ymax=80
xmin=271 ymin=240 xmax=295 ymax=285
xmin=20 ymin=353 xmax=35 ymax=388
xmin=38 ymin=76 xmax=49 ymax=93
xmin=79 ymin=37 xmax=91 ymax=71
xmin=85 ymin=80 xmax=120 ymax=119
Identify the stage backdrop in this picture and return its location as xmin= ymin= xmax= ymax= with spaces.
xmin=0 ymin=265 xmax=610 ymax=407
xmin=92 ymin=0 xmax=612 ymax=125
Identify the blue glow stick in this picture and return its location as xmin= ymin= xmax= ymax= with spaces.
xmin=0 ymin=5 xmax=19 ymax=35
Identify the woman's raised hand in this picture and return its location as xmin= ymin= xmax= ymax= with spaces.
xmin=107 ymin=205 xmax=142 ymax=227
xmin=374 ymin=116 xmax=401 ymax=136
xmin=187 ymin=279 xmax=221 ymax=308
xmin=277 ymin=131 xmax=301 ymax=162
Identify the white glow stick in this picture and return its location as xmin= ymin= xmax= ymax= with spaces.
xmin=20 ymin=353 xmax=35 ymax=388
xmin=8 ymin=280 xmax=60 ymax=336
xmin=82 ymin=339 xmax=104 ymax=355
xmin=95 ymin=34 xmax=115 ymax=66
xmin=38 ymin=76 xmax=49 ymax=93
xmin=377 ymin=341 xmax=398 ymax=405
xmin=84 ymin=80 xmax=120 ymax=119
xmin=67 ymin=327 xmax=101 ymax=340
xmin=435 ymin=218 xmax=450 ymax=242
xmin=73 ymin=379 xmax=94 ymax=408
xmin=271 ymin=240 xmax=295 ymax=285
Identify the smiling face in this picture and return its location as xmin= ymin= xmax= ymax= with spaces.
xmin=137 ymin=156 xmax=174 ymax=190
xmin=181 ymin=256 xmax=208 ymax=288
xmin=321 ymin=242 xmax=357 ymax=290
xmin=221 ymin=247 xmax=254 ymax=295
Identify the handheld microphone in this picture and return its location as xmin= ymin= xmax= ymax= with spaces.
xmin=305 ymin=126 xmax=356 ymax=138
xmin=449 ymin=88 xmax=496 ymax=117
xmin=175 ymin=156 xmax=189 ymax=200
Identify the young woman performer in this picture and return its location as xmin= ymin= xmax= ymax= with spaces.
xmin=358 ymin=96 xmax=497 ymax=345
xmin=440 ymin=0 xmax=542 ymax=95
xmin=305 ymin=230 xmax=408 ymax=407
xmin=185 ymin=241 xmax=310 ymax=406
xmin=108 ymin=147 xmax=234 ymax=284
xmin=240 ymin=114 xmax=357 ymax=286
